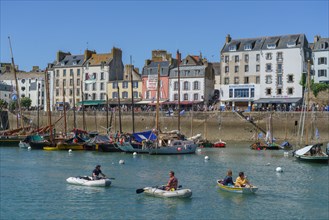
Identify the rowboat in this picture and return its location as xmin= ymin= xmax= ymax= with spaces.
xmin=217 ymin=180 xmax=258 ymax=194
xmin=214 ymin=140 xmax=226 ymax=148
xmin=141 ymin=186 xmax=192 ymax=198
xmin=66 ymin=176 xmax=111 ymax=187
xmin=294 ymin=144 xmax=328 ymax=163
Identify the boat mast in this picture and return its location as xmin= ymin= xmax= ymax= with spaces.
xmin=81 ymin=80 xmax=86 ymax=131
xmin=130 ymin=55 xmax=135 ymax=133
xmin=305 ymin=60 xmax=311 ymax=145
xmin=37 ymin=83 xmax=40 ymax=130
xmin=62 ymin=81 xmax=67 ymax=136
xmin=156 ymin=64 xmax=160 ymax=131
xmin=45 ymin=69 xmax=53 ymax=143
xmin=8 ymin=37 xmax=24 ymax=130
xmin=177 ymin=50 xmax=181 ymax=132
xmin=116 ymin=70 xmax=122 ymax=134
xmin=72 ymin=70 xmax=76 ymax=129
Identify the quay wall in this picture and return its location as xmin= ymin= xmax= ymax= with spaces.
xmin=8 ymin=111 xmax=329 ymax=143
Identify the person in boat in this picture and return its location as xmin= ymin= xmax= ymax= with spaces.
xmin=165 ymin=171 xmax=178 ymax=191
xmin=92 ymin=165 xmax=106 ymax=180
xmin=222 ymin=169 xmax=234 ymax=186
xmin=235 ymin=172 xmax=251 ymax=187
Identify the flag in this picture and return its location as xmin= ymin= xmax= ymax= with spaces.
xmin=315 ymin=128 xmax=320 ymax=140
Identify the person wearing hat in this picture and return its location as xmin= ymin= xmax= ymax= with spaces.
xmin=92 ymin=165 xmax=106 ymax=180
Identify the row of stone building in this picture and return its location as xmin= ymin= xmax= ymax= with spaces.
xmin=0 ymin=34 xmax=328 ymax=111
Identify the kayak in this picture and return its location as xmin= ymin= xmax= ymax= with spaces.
xmin=142 ymin=186 xmax=192 ymax=198
xmin=217 ymin=180 xmax=258 ymax=194
xmin=66 ymin=176 xmax=111 ymax=187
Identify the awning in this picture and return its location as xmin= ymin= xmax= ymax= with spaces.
xmin=253 ymin=98 xmax=302 ymax=104
xmin=162 ymin=101 xmax=204 ymax=105
xmin=135 ymin=100 xmax=167 ymax=105
xmin=77 ymin=100 xmax=106 ymax=106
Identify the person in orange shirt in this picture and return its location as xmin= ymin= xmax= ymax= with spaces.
xmin=235 ymin=172 xmax=251 ymax=187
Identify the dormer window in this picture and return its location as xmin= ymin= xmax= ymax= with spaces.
xmin=287 ymin=42 xmax=296 ymax=47
xmin=267 ymin=43 xmax=276 ymax=49
xmin=229 ymin=45 xmax=236 ymax=51
xmin=244 ymin=44 xmax=252 ymax=50
xmin=61 ymin=61 xmax=65 ymax=66
xmin=72 ymin=61 xmax=77 ymax=65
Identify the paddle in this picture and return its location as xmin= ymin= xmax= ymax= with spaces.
xmin=136 ymin=185 xmax=182 ymax=194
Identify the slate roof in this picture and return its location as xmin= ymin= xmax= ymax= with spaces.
xmin=54 ymin=54 xmax=84 ymax=67
xmin=221 ymin=34 xmax=307 ymax=53
xmin=0 ymin=72 xmax=45 ymax=80
xmin=87 ymin=53 xmax=113 ymax=66
xmin=312 ymin=37 xmax=329 ymax=51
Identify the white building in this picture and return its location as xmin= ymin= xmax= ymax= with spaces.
xmin=219 ymin=34 xmax=311 ymax=111
xmin=311 ymin=36 xmax=329 ymax=84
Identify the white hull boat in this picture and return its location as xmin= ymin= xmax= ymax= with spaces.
xmin=66 ymin=176 xmax=111 ymax=187
xmin=142 ymin=187 xmax=192 ymax=198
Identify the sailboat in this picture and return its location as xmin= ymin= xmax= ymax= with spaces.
xmin=148 ymin=53 xmax=198 ymax=155
xmin=293 ymin=60 xmax=328 ymax=163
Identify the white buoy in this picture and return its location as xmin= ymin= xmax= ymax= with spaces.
xmin=28 ymin=146 xmax=31 ymax=150
xmin=133 ymin=152 xmax=137 ymax=156
xmin=68 ymin=149 xmax=72 ymax=153
xmin=266 ymin=163 xmax=271 ymax=166
xmin=276 ymin=167 xmax=283 ymax=172
xmin=119 ymin=159 xmax=125 ymax=164
xmin=197 ymin=149 xmax=202 ymax=152
xmin=204 ymin=156 xmax=209 ymax=160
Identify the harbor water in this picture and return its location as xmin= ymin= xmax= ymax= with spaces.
xmin=1 ymin=144 xmax=328 ymax=220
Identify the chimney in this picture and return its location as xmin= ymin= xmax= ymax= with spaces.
xmin=314 ymin=35 xmax=320 ymax=43
xmin=226 ymin=34 xmax=232 ymax=43
xmin=84 ymin=50 xmax=96 ymax=62
xmin=32 ymin=66 xmax=39 ymax=72
xmin=57 ymin=51 xmax=71 ymax=62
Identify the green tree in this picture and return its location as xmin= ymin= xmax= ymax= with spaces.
xmin=9 ymin=101 xmax=17 ymax=112
xmin=21 ymin=97 xmax=32 ymax=109
xmin=0 ymin=99 xmax=8 ymax=110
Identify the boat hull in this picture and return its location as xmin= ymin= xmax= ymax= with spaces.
xmin=217 ymin=180 xmax=258 ymax=194
xmin=148 ymin=144 xmax=197 ymax=155
xmin=66 ymin=176 xmax=111 ymax=187
xmin=117 ymin=142 xmax=149 ymax=154
xmin=143 ymin=187 xmax=192 ymax=198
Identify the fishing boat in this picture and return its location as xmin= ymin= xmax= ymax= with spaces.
xmin=66 ymin=176 xmax=111 ymax=187
xmin=294 ymin=144 xmax=328 ymax=163
xmin=137 ymin=186 xmax=192 ymax=198
xmin=217 ymin=180 xmax=258 ymax=194
xmin=116 ymin=130 xmax=157 ymax=154
xmin=83 ymin=135 xmax=122 ymax=152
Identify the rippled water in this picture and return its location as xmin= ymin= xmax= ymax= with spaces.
xmin=1 ymin=144 xmax=328 ymax=220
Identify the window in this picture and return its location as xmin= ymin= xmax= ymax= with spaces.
xmin=92 ymin=93 xmax=96 ymax=100
xmin=244 ymin=44 xmax=252 ymax=50
xmin=244 ymin=54 xmax=249 ymax=62
xmin=122 ymin=91 xmax=128 ymax=98
xmin=56 ymin=79 xmax=59 ymax=87
xmin=251 ymin=88 xmax=254 ymax=97
xmin=234 ymin=77 xmax=239 ymax=84
xmin=193 ymin=93 xmax=198 ymax=100
xmin=225 ymin=66 xmax=229 ymax=73
xmin=277 ymin=88 xmax=282 ymax=95
xmin=70 ymin=89 xmax=73 ymax=96
xmin=77 ymin=79 xmax=80 ymax=86
xmin=245 ymin=65 xmax=249 ymax=72
xmin=266 ymin=53 xmax=272 ymax=60
xmin=193 ymin=81 xmax=199 ymax=90
xmin=70 ymin=79 xmax=73 ymax=86
xmin=76 ymin=89 xmax=80 ymax=96
xmin=122 ymin=81 xmax=128 ymax=89
xmin=133 ymin=91 xmax=138 ymax=98
xmin=318 ymin=69 xmax=327 ymax=77
xmin=174 ymin=81 xmax=178 ymax=90
xmin=256 ymin=76 xmax=260 ymax=84
xmin=225 ymin=56 xmax=229 ymax=63
xmin=183 ymin=93 xmax=188 ymax=101
xmin=288 ymin=88 xmax=293 ymax=95
xmin=100 ymin=72 xmax=104 ymax=80
xmin=265 ymin=75 xmax=272 ymax=84
xmin=56 ymin=89 xmax=59 ymax=96
xmin=234 ymin=89 xmax=249 ymax=98
xmin=318 ymin=57 xmax=327 ymax=65
xmin=112 ymin=92 xmax=118 ymax=99
xmin=146 ymin=91 xmax=150 ymax=99
xmin=224 ymin=77 xmax=229 ymax=85
xmin=70 ymin=69 xmax=73 ymax=76
xmin=63 ymin=79 xmax=66 ymax=86
xmin=63 ymin=88 xmax=66 ymax=96
xmin=266 ymin=88 xmax=271 ymax=95
xmin=277 ymin=52 xmax=283 ymax=61
xmin=256 ymin=65 xmax=260 ymax=72
xmin=244 ymin=77 xmax=249 ymax=84
xmin=77 ymin=69 xmax=80 ymax=76
xmin=287 ymin=75 xmax=294 ymax=83
xmin=235 ymin=66 xmax=239 ymax=73
xmin=183 ymin=81 xmax=189 ymax=90
xmin=229 ymin=45 xmax=236 ymax=51
xmin=133 ymin=81 xmax=138 ymax=88
xmin=277 ymin=75 xmax=282 ymax=85
xmin=112 ymin=82 xmax=118 ymax=89
xmin=266 ymin=63 xmax=272 ymax=72
xmin=267 ymin=43 xmax=276 ymax=49
xmin=287 ymin=42 xmax=296 ymax=47
xmin=63 ymin=69 xmax=66 ymax=77
xmin=235 ymin=55 xmax=239 ymax=62
xmin=93 ymin=73 xmax=97 ymax=80
xmin=277 ymin=64 xmax=283 ymax=73
xmin=100 ymin=93 xmax=104 ymax=100
xmin=229 ymin=89 xmax=233 ymax=98
xmin=256 ymin=54 xmax=260 ymax=62
xmin=92 ymin=83 xmax=96 ymax=91
xmin=100 ymin=82 xmax=104 ymax=90
xmin=56 ymin=70 xmax=59 ymax=77
xmin=85 ymin=83 xmax=88 ymax=91
xmin=174 ymin=94 xmax=178 ymax=100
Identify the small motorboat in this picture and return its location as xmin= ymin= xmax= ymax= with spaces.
xmin=66 ymin=176 xmax=111 ymax=187
xmin=217 ymin=180 xmax=258 ymax=194
xmin=136 ymin=186 xmax=192 ymax=198
xmin=214 ymin=140 xmax=226 ymax=148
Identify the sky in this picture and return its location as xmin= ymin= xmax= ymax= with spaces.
xmin=1 ymin=0 xmax=328 ymax=72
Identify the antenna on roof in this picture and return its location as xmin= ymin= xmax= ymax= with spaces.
xmin=86 ymin=42 xmax=89 ymax=50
